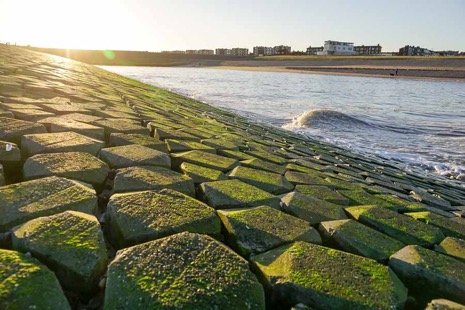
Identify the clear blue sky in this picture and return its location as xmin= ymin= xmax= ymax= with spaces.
xmin=1 ymin=0 xmax=464 ymax=52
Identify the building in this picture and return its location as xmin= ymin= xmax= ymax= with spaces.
xmin=215 ymin=48 xmax=231 ymax=56
xmin=317 ymin=41 xmax=356 ymax=56
xmin=433 ymin=50 xmax=459 ymax=56
xmin=306 ymin=46 xmax=324 ymax=55
xmin=274 ymin=45 xmax=291 ymax=55
xmin=354 ymin=44 xmax=382 ymax=55
xmin=161 ymin=50 xmax=186 ymax=54
xmin=398 ymin=45 xmax=433 ymax=56
xmin=198 ymin=49 xmax=214 ymax=55
xmin=185 ymin=50 xmax=198 ymax=55
xmin=231 ymin=48 xmax=249 ymax=56
xmin=253 ymin=46 xmax=275 ymax=56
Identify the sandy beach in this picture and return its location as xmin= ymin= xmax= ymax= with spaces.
xmin=206 ymin=64 xmax=465 ymax=81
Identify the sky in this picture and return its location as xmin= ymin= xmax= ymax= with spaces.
xmin=1 ymin=0 xmax=464 ymax=52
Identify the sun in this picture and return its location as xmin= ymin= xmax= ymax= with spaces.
xmin=1 ymin=0 xmax=129 ymax=50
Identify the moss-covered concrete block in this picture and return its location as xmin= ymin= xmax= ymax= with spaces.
xmin=252 ymin=241 xmax=407 ymax=309
xmin=180 ymin=162 xmax=227 ymax=184
xmin=405 ymin=211 xmax=465 ymax=239
xmin=198 ymin=179 xmax=281 ymax=210
xmin=284 ymin=170 xmax=329 ymax=186
xmin=295 ymin=185 xmax=350 ymax=205
xmin=227 ymin=166 xmax=294 ymax=195
xmin=345 ymin=206 xmax=445 ymax=247
xmin=218 ymin=205 xmax=321 ymax=257
xmin=435 ymin=237 xmax=465 ymax=263
xmin=92 ymin=119 xmax=149 ymax=140
xmin=171 ymin=150 xmax=239 ymax=172
xmin=50 ymin=119 xmax=104 ymax=141
xmin=151 ymin=126 xmax=200 ymax=141
xmin=23 ymin=152 xmax=110 ymax=191
xmin=244 ymin=150 xmax=287 ymax=165
xmin=106 ymin=189 xmax=220 ymax=249
xmin=338 ymin=189 xmax=401 ymax=207
xmin=280 ymin=191 xmax=347 ymax=225
xmin=217 ymin=149 xmax=255 ymax=161
xmin=389 ymin=245 xmax=465 ymax=306
xmin=109 ymin=133 xmax=168 ymax=153
xmin=0 ymin=117 xmax=47 ymax=145
xmin=41 ymin=103 xmax=91 ymax=115
xmin=0 ymin=249 xmax=71 ymax=309
xmin=318 ymin=219 xmax=404 ymax=262
xmin=9 ymin=108 xmax=55 ymax=121
xmin=100 ymin=144 xmax=170 ymax=169
xmin=21 ymin=131 xmax=104 ymax=157
xmin=240 ymin=158 xmax=288 ymax=175
xmin=0 ymin=141 xmax=21 ymax=165
xmin=0 ymin=164 xmax=4 ymax=186
xmin=104 ymin=232 xmax=265 ymax=309
xmin=61 ymin=112 xmax=102 ymax=124
xmin=166 ymin=139 xmax=216 ymax=153
xmin=113 ymin=165 xmax=195 ymax=196
xmin=0 ymin=176 xmax=97 ymax=232
xmin=426 ymin=299 xmax=465 ymax=310
xmin=11 ymin=211 xmax=108 ymax=295
xmin=201 ymin=138 xmax=239 ymax=150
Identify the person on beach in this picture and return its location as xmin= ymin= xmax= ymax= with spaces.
xmin=395 ymin=68 xmax=399 ymax=75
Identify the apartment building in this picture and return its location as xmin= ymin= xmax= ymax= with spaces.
xmin=161 ymin=50 xmax=186 ymax=54
xmin=231 ymin=48 xmax=249 ymax=56
xmin=253 ymin=46 xmax=275 ymax=56
xmin=274 ymin=45 xmax=291 ymax=55
xmin=354 ymin=44 xmax=382 ymax=55
xmin=306 ymin=46 xmax=324 ymax=55
xmin=317 ymin=41 xmax=356 ymax=55
xmin=398 ymin=45 xmax=433 ymax=56
xmin=215 ymin=48 xmax=231 ymax=56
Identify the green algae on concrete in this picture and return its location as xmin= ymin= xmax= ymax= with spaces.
xmin=113 ymin=165 xmax=195 ymax=196
xmin=435 ymin=237 xmax=465 ymax=263
xmin=337 ymin=189 xmax=401 ymax=207
xmin=0 ymin=117 xmax=47 ymax=145
xmin=201 ymin=137 xmax=240 ymax=150
xmin=9 ymin=108 xmax=55 ymax=121
xmin=100 ymin=144 xmax=171 ymax=169
xmin=374 ymin=194 xmax=426 ymax=213
xmin=218 ymin=205 xmax=321 ymax=257
xmin=109 ymin=132 xmax=168 ymax=153
xmin=252 ymin=241 xmax=407 ymax=309
xmin=11 ymin=211 xmax=108 ymax=295
xmin=0 ymin=176 xmax=97 ymax=232
xmin=92 ymin=119 xmax=149 ymax=141
xmin=104 ymin=232 xmax=265 ymax=310
xmin=389 ymin=245 xmax=465 ymax=306
xmin=295 ymin=185 xmax=350 ymax=206
xmin=150 ymin=126 xmax=200 ymax=141
xmin=50 ymin=119 xmax=105 ymax=141
xmin=345 ymin=205 xmax=445 ymax=247
xmin=165 ymin=139 xmax=216 ymax=154
xmin=227 ymin=166 xmax=294 ymax=195
xmin=21 ymin=131 xmax=105 ymax=157
xmin=217 ymin=149 xmax=255 ymax=161
xmin=23 ymin=151 xmax=110 ymax=191
xmin=180 ymin=162 xmax=227 ymax=184
xmin=280 ymin=191 xmax=347 ymax=225
xmin=171 ymin=150 xmax=239 ymax=172
xmin=198 ymin=179 xmax=281 ymax=210
xmin=0 ymin=249 xmax=71 ymax=310
xmin=106 ymin=189 xmax=221 ymax=249
xmin=426 ymin=299 xmax=465 ymax=310
xmin=284 ymin=170 xmax=329 ymax=186
xmin=0 ymin=164 xmax=4 ymax=186
xmin=245 ymin=150 xmax=288 ymax=165
xmin=240 ymin=158 xmax=288 ymax=175
xmin=405 ymin=211 xmax=465 ymax=239
xmin=318 ymin=219 xmax=404 ymax=262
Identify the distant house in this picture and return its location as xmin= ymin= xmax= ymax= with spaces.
xmin=253 ymin=46 xmax=275 ymax=56
xmin=398 ymin=45 xmax=433 ymax=56
xmin=161 ymin=50 xmax=186 ymax=54
xmin=231 ymin=48 xmax=249 ymax=56
xmin=306 ymin=46 xmax=324 ymax=55
xmin=185 ymin=50 xmax=198 ymax=54
xmin=215 ymin=48 xmax=232 ymax=56
xmin=354 ymin=44 xmax=382 ymax=55
xmin=274 ymin=45 xmax=292 ymax=55
xmin=198 ymin=49 xmax=214 ymax=55
xmin=317 ymin=41 xmax=356 ymax=55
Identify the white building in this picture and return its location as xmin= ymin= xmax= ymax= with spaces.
xmin=317 ymin=40 xmax=356 ymax=56
xmin=231 ymin=48 xmax=249 ymax=56
xmin=253 ymin=46 xmax=275 ymax=56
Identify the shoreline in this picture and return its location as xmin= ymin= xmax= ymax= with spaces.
xmin=205 ymin=65 xmax=465 ymax=81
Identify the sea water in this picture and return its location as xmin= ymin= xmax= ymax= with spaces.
xmin=100 ymin=66 xmax=465 ymax=183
